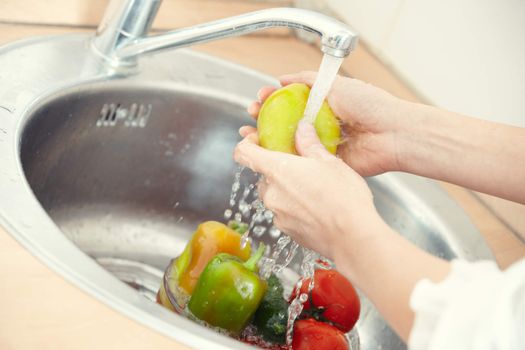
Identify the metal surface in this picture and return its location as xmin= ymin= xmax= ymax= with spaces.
xmin=0 ymin=34 xmax=493 ymax=350
xmin=92 ymin=1 xmax=358 ymax=66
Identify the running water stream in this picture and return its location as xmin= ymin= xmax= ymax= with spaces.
xmin=302 ymin=54 xmax=344 ymax=124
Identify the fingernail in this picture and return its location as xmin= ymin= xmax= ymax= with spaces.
xmin=238 ymin=126 xmax=248 ymax=136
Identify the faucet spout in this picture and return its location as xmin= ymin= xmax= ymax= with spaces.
xmin=92 ymin=4 xmax=358 ymax=67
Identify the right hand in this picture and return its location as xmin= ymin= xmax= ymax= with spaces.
xmin=234 ymin=121 xmax=382 ymax=262
xmin=248 ymin=71 xmax=412 ymax=176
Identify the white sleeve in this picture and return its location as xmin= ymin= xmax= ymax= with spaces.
xmin=408 ymin=258 xmax=525 ymax=350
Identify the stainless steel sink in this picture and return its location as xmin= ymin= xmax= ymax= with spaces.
xmin=0 ymin=34 xmax=492 ymax=350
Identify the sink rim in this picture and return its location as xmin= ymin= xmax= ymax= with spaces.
xmin=0 ymin=34 xmax=494 ymax=349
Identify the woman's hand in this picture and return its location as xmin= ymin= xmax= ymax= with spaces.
xmin=234 ymin=120 xmax=384 ymax=261
xmin=248 ymin=71 xmax=412 ymax=176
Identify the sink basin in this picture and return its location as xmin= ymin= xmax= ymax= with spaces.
xmin=0 ymin=34 xmax=493 ymax=350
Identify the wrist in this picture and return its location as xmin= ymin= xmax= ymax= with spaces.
xmin=332 ymin=210 xmax=390 ymax=282
xmin=391 ymin=101 xmax=442 ymax=174
xmin=377 ymin=97 xmax=425 ymax=173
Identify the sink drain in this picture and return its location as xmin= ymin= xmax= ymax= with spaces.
xmin=96 ymin=257 xmax=163 ymax=302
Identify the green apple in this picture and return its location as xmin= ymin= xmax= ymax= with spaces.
xmin=257 ymin=83 xmax=341 ymax=154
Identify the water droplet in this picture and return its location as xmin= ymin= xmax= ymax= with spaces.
xmin=252 ymin=225 xmax=266 ymax=237
xmin=299 ymin=293 xmax=308 ymax=303
xmin=232 ymin=181 xmax=240 ymax=193
xmin=269 ymin=226 xmax=281 ymax=238
xmin=264 ymin=209 xmax=274 ymax=223
xmin=240 ymin=234 xmax=251 ymax=250
xmin=239 ymin=198 xmax=251 ymax=218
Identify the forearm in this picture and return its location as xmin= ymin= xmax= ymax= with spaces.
xmin=333 ymin=217 xmax=451 ymax=341
xmin=397 ymin=102 xmax=525 ymax=203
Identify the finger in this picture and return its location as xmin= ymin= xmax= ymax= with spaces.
xmin=247 ymin=101 xmax=261 ymax=118
xmin=295 ymin=120 xmax=334 ymax=160
xmin=257 ymin=86 xmax=276 ymax=102
xmin=279 ymin=71 xmax=318 ymax=87
xmin=234 ymin=134 xmax=282 ymax=175
xmin=247 ymin=87 xmax=277 ymax=119
xmin=239 ymin=125 xmax=257 ymax=138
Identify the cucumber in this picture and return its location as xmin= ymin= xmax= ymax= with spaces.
xmin=252 ymin=274 xmax=289 ymax=344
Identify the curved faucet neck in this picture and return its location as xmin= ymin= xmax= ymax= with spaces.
xmin=92 ymin=0 xmax=358 ymax=68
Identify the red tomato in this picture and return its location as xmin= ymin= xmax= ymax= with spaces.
xmin=292 ymin=318 xmax=348 ymax=350
xmin=291 ymin=269 xmax=360 ymax=332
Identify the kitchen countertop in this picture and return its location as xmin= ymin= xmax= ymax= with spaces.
xmin=1 ymin=1 xmax=524 ymax=349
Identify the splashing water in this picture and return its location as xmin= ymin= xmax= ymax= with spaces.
xmin=240 ymin=197 xmax=265 ymax=249
xmin=221 ymin=169 xmax=358 ymax=349
xmin=285 ymin=247 xmax=320 ymax=345
xmin=224 ymin=169 xmax=300 ymax=278
xmin=224 ymin=168 xmax=269 ymax=249
xmin=301 ymin=248 xmax=319 ymax=294
xmin=224 ymin=166 xmax=244 ymax=221
xmin=286 ymin=294 xmax=308 ymax=345
xmin=302 ymin=53 xmax=344 ymax=124
xmin=260 ymin=235 xmax=291 ymax=279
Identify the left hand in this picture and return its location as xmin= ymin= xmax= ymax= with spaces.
xmin=233 ymin=121 xmax=382 ymax=261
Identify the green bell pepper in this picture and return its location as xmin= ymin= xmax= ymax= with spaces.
xmin=187 ymin=244 xmax=267 ymax=334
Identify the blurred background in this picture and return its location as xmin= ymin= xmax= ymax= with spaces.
xmin=308 ymin=0 xmax=525 ymax=127
xmin=1 ymin=0 xmax=523 ymax=247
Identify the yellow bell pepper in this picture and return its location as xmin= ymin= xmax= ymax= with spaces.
xmin=158 ymin=221 xmax=251 ymax=310
xmin=178 ymin=221 xmax=251 ymax=293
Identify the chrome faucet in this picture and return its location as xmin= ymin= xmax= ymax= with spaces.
xmin=92 ymin=0 xmax=358 ymax=67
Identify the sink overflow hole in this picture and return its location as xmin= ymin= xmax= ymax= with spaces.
xmin=96 ymin=102 xmax=152 ymax=128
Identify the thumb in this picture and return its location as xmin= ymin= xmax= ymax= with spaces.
xmin=295 ymin=120 xmax=334 ymax=160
